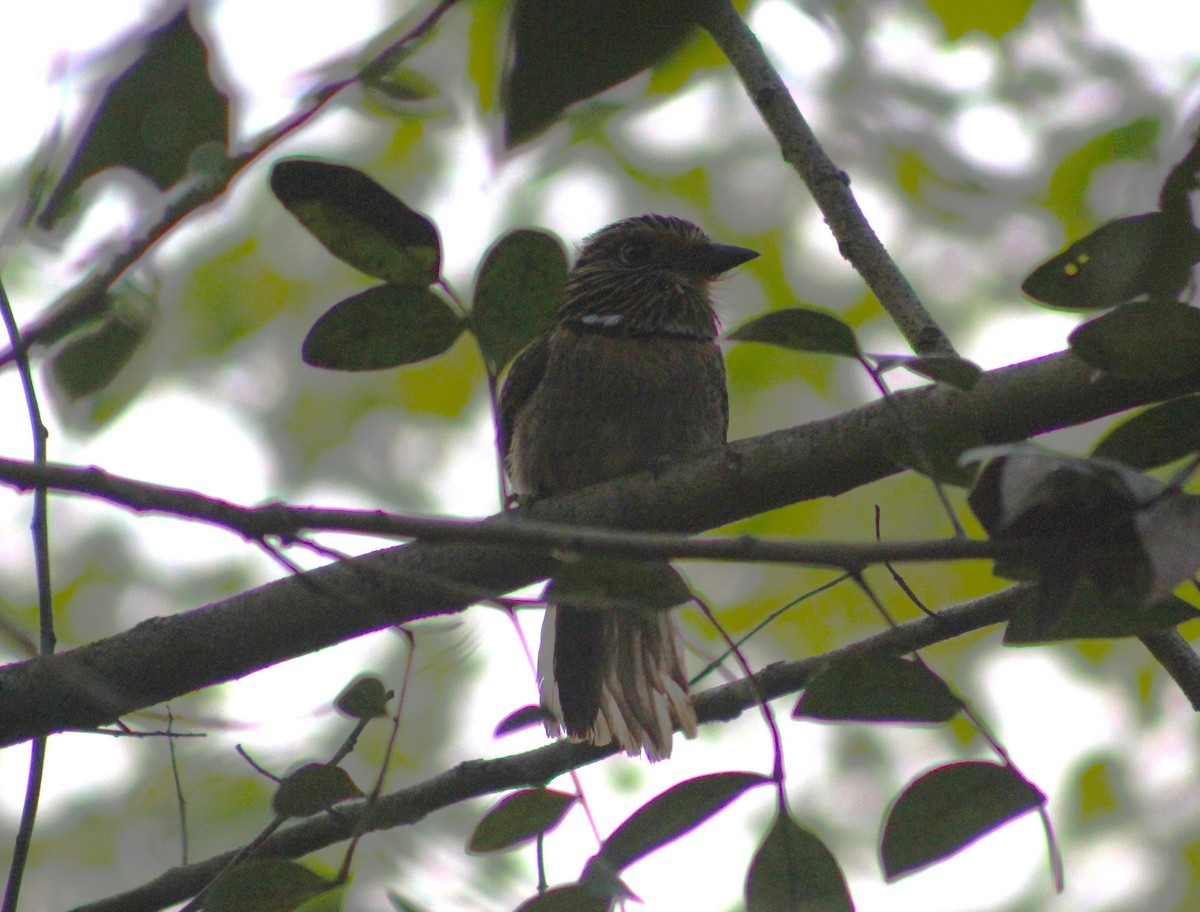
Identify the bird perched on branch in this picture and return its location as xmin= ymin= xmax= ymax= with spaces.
xmin=499 ymin=214 xmax=758 ymax=760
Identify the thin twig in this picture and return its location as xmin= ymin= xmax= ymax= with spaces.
xmin=166 ymin=708 xmax=189 ymax=866
xmin=0 ymin=272 xmax=54 ymax=912
xmin=0 ymin=455 xmax=1005 ymax=567
xmin=698 ymin=0 xmax=957 ymax=356
xmin=1139 ymin=629 xmax=1200 ymax=711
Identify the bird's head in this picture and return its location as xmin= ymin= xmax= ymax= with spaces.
xmin=558 ymin=214 xmax=758 ymax=339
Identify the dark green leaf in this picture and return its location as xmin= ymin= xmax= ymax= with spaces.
xmin=881 ymin=761 xmax=1045 ymax=880
xmin=1022 ymin=213 xmax=1199 ymax=310
xmin=365 ymin=67 xmax=439 ymax=103
xmin=546 ymin=559 xmax=693 ymax=612
xmin=468 ymin=788 xmax=578 ymax=853
xmin=967 ymin=448 xmax=1159 ymax=632
xmin=334 ymin=676 xmax=390 ymax=719
xmin=494 ymin=704 xmax=552 ymax=737
xmin=1093 ymin=396 xmax=1200 ymax=469
xmin=874 ymin=354 xmax=983 ymax=391
xmin=966 ymin=447 xmax=1151 ymax=541
xmin=1069 ymin=300 xmax=1200 ymax=379
xmin=293 ymin=884 xmax=347 ymax=912
xmin=1004 ymin=587 xmax=1199 ymax=644
xmin=205 ymin=860 xmax=333 ymax=912
xmin=513 ymin=885 xmax=609 ymax=912
xmin=272 ymin=763 xmax=363 ymax=819
xmin=472 ymin=229 xmax=568 ymax=373
xmin=271 ymin=159 xmax=441 ymax=285
xmin=795 ymin=656 xmax=961 ymax=723
xmin=745 ymin=813 xmax=852 ymax=912
xmin=387 ymin=892 xmax=432 ymax=912
xmin=504 ymin=0 xmax=703 ymax=145
xmin=302 ymin=285 xmax=464 ymax=371
xmin=40 ymin=10 xmax=229 ymax=227
xmin=49 ymin=291 xmax=156 ymax=400
xmin=592 ymin=771 xmax=772 ymax=873
xmin=728 ymin=308 xmax=861 ymax=359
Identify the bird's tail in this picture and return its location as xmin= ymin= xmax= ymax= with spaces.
xmin=537 ymin=605 xmax=697 ymax=761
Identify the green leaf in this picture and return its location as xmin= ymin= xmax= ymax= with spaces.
xmin=302 ymin=285 xmax=464 ymax=371
xmin=365 ymin=67 xmax=439 ymax=103
xmin=881 ymin=761 xmax=1045 ymax=880
xmin=294 ymin=884 xmax=348 ymax=912
xmin=472 ymin=229 xmax=568 ymax=373
xmin=49 ymin=290 xmax=156 ymax=400
xmin=272 ymin=763 xmax=363 ymax=819
xmin=334 ymin=676 xmax=390 ymax=719
xmin=728 ymin=308 xmax=861 ymax=359
xmin=513 ymin=885 xmax=609 ymax=912
xmin=468 ymin=788 xmax=578 ymax=853
xmin=504 ymin=0 xmax=703 ymax=145
xmin=745 ymin=813 xmax=852 ymax=912
xmin=494 ymin=704 xmax=551 ymax=737
xmin=546 ymin=558 xmax=694 ymax=612
xmin=926 ymin=0 xmax=1036 ymax=40
xmin=1022 ymin=213 xmax=1199 ymax=310
xmin=1069 ymin=300 xmax=1200 ymax=379
xmin=590 ymin=772 xmax=772 ymax=873
xmin=1093 ymin=396 xmax=1200 ymax=469
xmin=271 ymin=159 xmax=441 ymax=285
xmin=873 ymin=353 xmax=983 ymax=391
xmin=205 ymin=860 xmax=333 ymax=912
xmin=1004 ymin=588 xmax=1199 ymax=644
xmin=966 ymin=446 xmax=1144 ymax=573
xmin=795 ymin=656 xmax=961 ymax=723
xmin=39 ymin=10 xmax=229 ymax=226
xmin=966 ymin=448 xmax=1158 ymax=632
xmin=386 ymin=892 xmax=432 ymax=912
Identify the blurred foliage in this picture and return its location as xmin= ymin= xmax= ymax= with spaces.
xmin=2 ymin=0 xmax=1200 ymax=910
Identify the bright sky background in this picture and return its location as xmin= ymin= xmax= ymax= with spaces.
xmin=1 ymin=1 xmax=1200 ymax=910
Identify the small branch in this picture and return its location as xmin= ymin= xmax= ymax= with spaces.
xmin=1139 ymin=630 xmax=1200 ymax=711
xmin=71 ymin=586 xmax=1023 ymax=912
xmin=0 ymin=269 xmax=54 ymax=912
xmin=0 ymin=456 xmax=996 ymax=567
xmin=699 ymin=0 xmax=956 ymax=356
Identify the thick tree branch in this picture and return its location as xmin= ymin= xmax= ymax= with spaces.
xmin=699 ymin=0 xmax=956 ymax=356
xmin=2 ymin=348 xmax=1199 ymax=747
xmin=73 ymin=586 xmax=1025 ymax=912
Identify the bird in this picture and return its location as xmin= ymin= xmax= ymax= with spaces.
xmin=498 ymin=214 xmax=758 ymax=760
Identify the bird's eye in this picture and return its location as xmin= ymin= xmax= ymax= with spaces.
xmin=618 ymin=239 xmax=653 ymax=266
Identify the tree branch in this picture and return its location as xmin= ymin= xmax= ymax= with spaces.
xmin=2 ymin=348 xmax=1197 ymax=747
xmin=699 ymin=0 xmax=956 ymax=356
xmin=0 ymin=456 xmax=1002 ymax=567
xmin=1139 ymin=630 xmax=1200 ymax=710
xmin=72 ymin=586 xmax=1025 ymax=912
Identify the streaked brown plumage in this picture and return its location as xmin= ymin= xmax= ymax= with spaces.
xmin=499 ymin=214 xmax=758 ymax=760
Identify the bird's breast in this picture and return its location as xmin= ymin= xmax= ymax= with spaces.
xmin=507 ymin=327 xmax=728 ymax=495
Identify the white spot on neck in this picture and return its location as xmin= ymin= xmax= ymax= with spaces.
xmin=580 ymin=314 xmax=625 ymax=328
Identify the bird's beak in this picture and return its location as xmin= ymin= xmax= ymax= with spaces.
xmin=686 ymin=242 xmax=760 ymax=277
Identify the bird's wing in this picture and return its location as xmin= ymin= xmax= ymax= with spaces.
xmin=497 ymin=332 xmax=551 ymax=462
